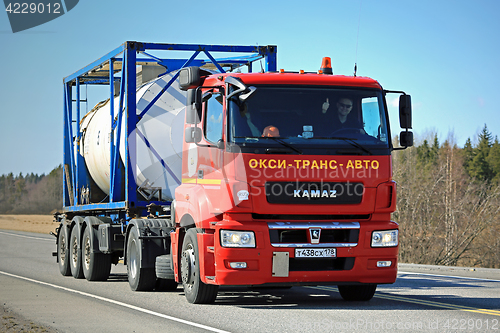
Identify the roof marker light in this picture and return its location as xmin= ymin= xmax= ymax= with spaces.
xmin=320 ymin=57 xmax=333 ymax=75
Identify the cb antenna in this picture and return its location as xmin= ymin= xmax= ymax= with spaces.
xmin=257 ymin=42 xmax=265 ymax=73
xmin=354 ymin=0 xmax=363 ymax=77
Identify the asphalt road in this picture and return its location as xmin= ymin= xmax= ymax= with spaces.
xmin=1 ymin=229 xmax=499 ymax=333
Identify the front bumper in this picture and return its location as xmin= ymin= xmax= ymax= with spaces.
xmin=204 ymin=218 xmax=398 ymax=286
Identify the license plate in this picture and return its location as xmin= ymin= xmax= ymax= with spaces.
xmin=295 ymin=248 xmax=336 ymax=258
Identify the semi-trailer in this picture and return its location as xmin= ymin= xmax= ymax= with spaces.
xmin=54 ymin=41 xmax=413 ymax=303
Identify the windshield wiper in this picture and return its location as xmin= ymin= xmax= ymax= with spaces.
xmin=313 ymin=136 xmax=372 ymax=155
xmin=332 ymin=137 xmax=372 ymax=155
xmin=262 ymin=137 xmax=303 ymax=154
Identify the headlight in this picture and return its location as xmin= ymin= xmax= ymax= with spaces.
xmin=371 ymin=230 xmax=398 ymax=247
xmin=220 ymin=230 xmax=256 ymax=248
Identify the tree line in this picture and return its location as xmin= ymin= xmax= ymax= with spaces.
xmin=393 ymin=125 xmax=500 ymax=268
xmin=0 ymin=165 xmax=62 ymax=214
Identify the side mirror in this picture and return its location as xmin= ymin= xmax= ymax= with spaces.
xmin=179 ymin=66 xmax=201 ymax=91
xmin=226 ymin=76 xmax=257 ymax=102
xmin=399 ymin=94 xmax=412 ymax=129
xmin=185 ymin=127 xmax=202 ymax=143
xmin=400 ymin=131 xmax=413 ymax=147
xmin=239 ymin=86 xmax=257 ymax=102
xmin=186 ymin=89 xmax=202 ymax=124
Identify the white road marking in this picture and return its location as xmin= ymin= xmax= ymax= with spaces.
xmin=0 ymin=230 xmax=53 ymax=241
xmin=0 ymin=270 xmax=231 ymax=333
xmin=398 ymin=271 xmax=500 ymax=283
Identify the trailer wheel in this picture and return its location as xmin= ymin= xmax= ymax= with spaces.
xmin=57 ymin=225 xmax=71 ymax=276
xmin=69 ymin=226 xmax=84 ymax=279
xmin=127 ymin=226 xmax=156 ymax=291
xmin=338 ymin=284 xmax=377 ymax=301
xmin=82 ymin=227 xmax=112 ymax=281
xmin=181 ymin=228 xmax=218 ymax=304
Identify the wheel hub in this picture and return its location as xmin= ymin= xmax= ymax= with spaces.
xmin=59 ymin=234 xmax=66 ymax=265
xmin=84 ymin=235 xmax=91 ymax=270
xmin=71 ymin=235 xmax=78 ymax=267
xmin=181 ymin=246 xmax=195 ymax=286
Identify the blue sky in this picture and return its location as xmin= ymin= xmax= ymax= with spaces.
xmin=0 ymin=0 xmax=499 ymax=175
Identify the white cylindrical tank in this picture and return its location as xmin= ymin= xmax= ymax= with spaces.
xmin=80 ymin=71 xmax=186 ymax=201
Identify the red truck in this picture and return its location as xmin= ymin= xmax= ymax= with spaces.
xmin=55 ymin=42 xmax=412 ymax=304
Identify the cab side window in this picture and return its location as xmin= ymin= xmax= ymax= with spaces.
xmin=361 ymin=96 xmax=387 ymax=142
xmin=204 ymin=93 xmax=224 ymax=144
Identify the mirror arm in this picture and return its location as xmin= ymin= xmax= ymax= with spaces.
xmin=384 ymin=89 xmax=407 ymax=95
xmin=226 ymin=76 xmax=248 ymax=99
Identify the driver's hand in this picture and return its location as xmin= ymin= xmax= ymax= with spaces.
xmin=322 ymin=98 xmax=330 ymax=114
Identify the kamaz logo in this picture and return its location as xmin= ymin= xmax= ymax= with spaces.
xmin=310 ymin=229 xmax=321 ymax=244
xmin=293 ymin=189 xmax=337 ymax=198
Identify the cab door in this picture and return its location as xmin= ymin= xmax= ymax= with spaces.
xmin=199 ymin=91 xmax=226 ymax=215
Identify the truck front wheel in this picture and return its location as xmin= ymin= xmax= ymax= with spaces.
xmin=338 ymin=284 xmax=377 ymax=301
xmin=180 ymin=228 xmax=218 ymax=304
xmin=127 ymin=226 xmax=156 ymax=291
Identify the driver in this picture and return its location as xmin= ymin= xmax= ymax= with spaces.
xmin=333 ymin=97 xmax=365 ymax=133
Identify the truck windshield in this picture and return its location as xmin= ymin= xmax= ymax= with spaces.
xmin=228 ymin=86 xmax=390 ymax=154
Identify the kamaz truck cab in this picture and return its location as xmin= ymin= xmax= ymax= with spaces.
xmin=171 ymin=59 xmax=412 ymax=303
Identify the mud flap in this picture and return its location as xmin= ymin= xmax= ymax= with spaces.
xmin=125 ymin=218 xmax=173 ymax=270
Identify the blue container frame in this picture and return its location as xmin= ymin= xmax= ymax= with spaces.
xmin=62 ymin=41 xmax=277 ymax=219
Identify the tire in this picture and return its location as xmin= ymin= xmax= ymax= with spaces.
xmin=57 ymin=224 xmax=71 ymax=276
xmin=338 ymin=284 xmax=377 ymax=301
xmin=155 ymin=255 xmax=178 ymax=291
xmin=69 ymin=226 xmax=84 ymax=279
xmin=82 ymin=226 xmax=112 ymax=281
xmin=181 ymin=228 xmax=219 ymax=304
xmin=127 ymin=226 xmax=156 ymax=291
xmin=155 ymin=255 xmax=175 ymax=279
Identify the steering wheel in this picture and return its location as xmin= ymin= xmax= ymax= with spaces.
xmin=329 ymin=128 xmax=362 ymax=136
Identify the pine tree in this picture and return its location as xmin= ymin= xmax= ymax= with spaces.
xmin=469 ymin=125 xmax=494 ymax=182
xmin=487 ymin=136 xmax=500 ymax=183
xmin=416 ymin=135 xmax=440 ymax=174
xmin=430 ymin=134 xmax=440 ymax=163
xmin=462 ymin=137 xmax=474 ymax=172
xmin=417 ymin=139 xmax=431 ymax=162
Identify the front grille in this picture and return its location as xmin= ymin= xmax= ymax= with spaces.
xmin=289 ymin=257 xmax=355 ymax=271
xmin=270 ymin=228 xmax=359 ymax=244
